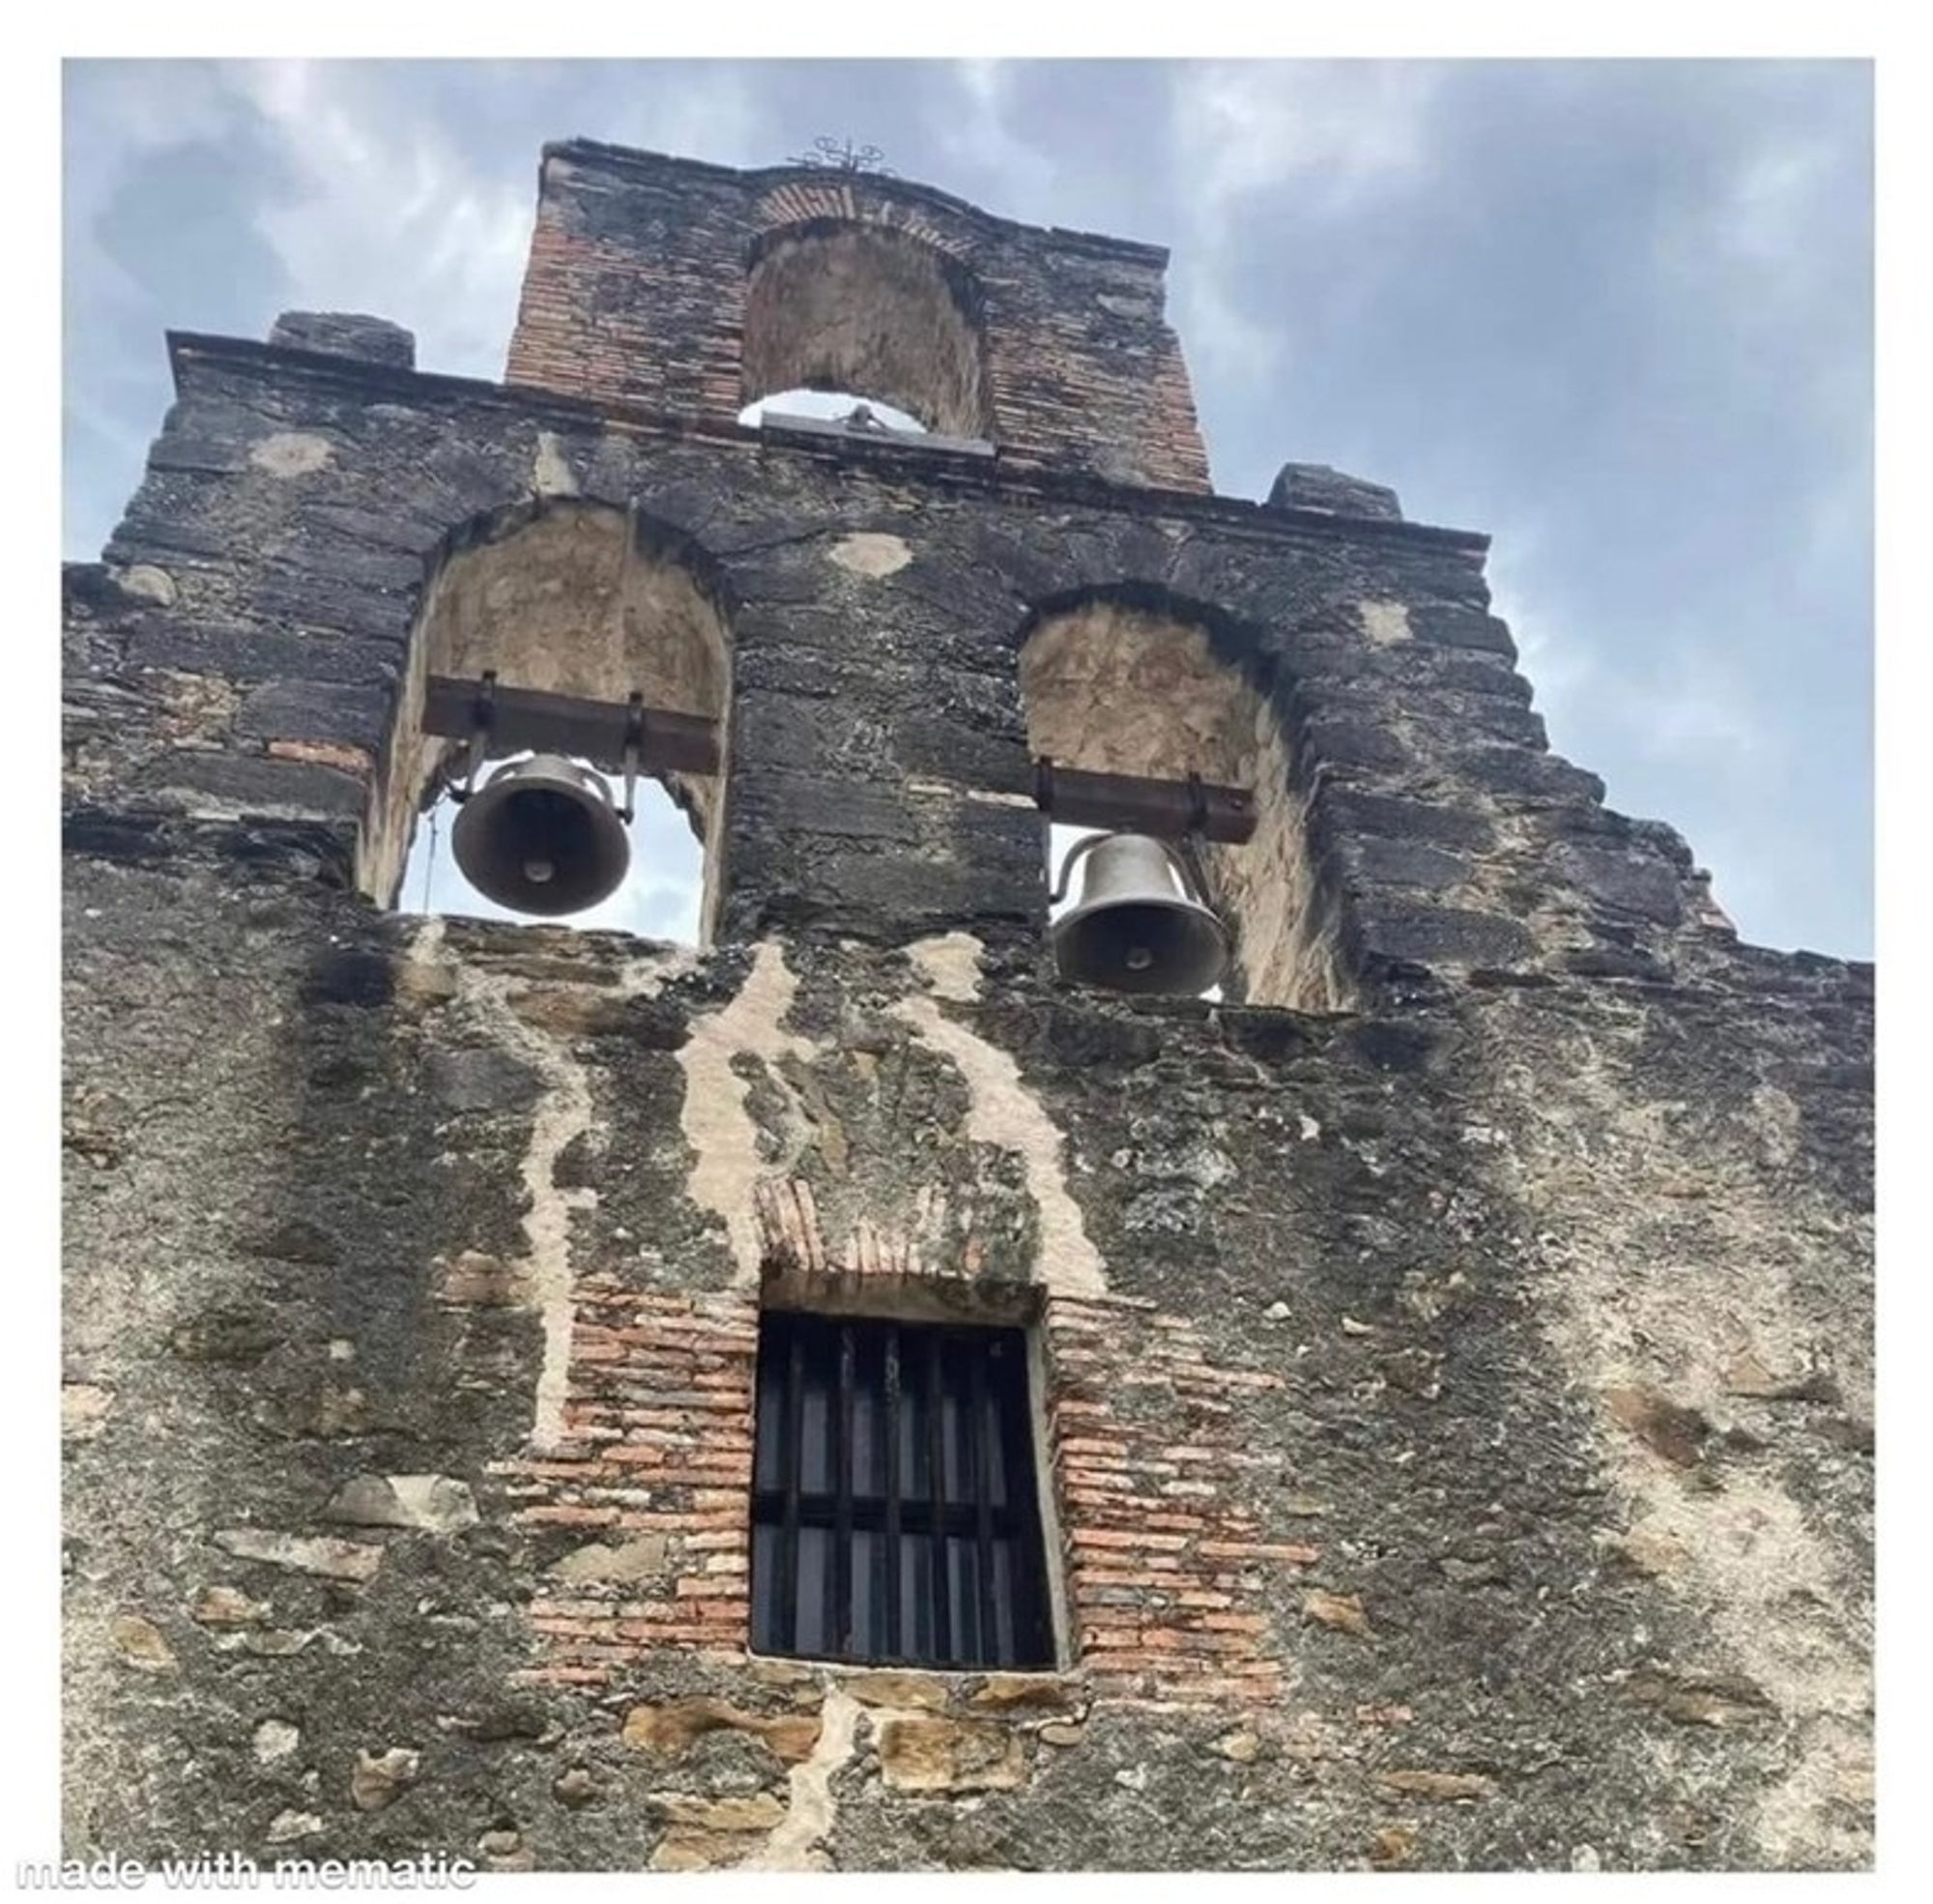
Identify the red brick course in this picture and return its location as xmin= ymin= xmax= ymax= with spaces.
xmin=1042 ymin=1293 xmax=1298 ymax=1705
xmin=505 ymin=1272 xmax=1298 ymax=1713
xmin=502 ymin=1281 xmax=759 ymax=1688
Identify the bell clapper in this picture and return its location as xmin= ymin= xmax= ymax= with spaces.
xmin=446 ymin=669 xmax=499 ymax=805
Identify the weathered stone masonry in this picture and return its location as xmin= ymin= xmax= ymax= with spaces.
xmin=63 ymin=141 xmax=1872 ymax=1871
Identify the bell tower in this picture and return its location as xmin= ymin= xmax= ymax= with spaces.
xmin=62 ymin=138 xmax=1872 ymax=1873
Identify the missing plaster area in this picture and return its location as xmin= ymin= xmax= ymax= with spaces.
xmin=741 ymin=220 xmax=993 ymax=440
xmin=1020 ymin=591 xmax=1356 ymax=1011
xmin=365 ymin=498 xmax=734 ymax=943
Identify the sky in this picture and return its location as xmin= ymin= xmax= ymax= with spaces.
xmin=62 ymin=59 xmax=1873 ymax=957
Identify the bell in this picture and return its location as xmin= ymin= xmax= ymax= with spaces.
xmin=1050 ymin=833 xmax=1230 ymax=995
xmin=450 ymin=754 xmax=631 ymax=917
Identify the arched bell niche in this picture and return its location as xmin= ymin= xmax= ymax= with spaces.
xmin=366 ymin=498 xmax=734 ymax=943
xmin=1019 ymin=589 xmax=1355 ymax=1011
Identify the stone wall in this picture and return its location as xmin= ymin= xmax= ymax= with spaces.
xmin=70 ymin=327 xmax=1735 ymax=996
xmin=62 ymin=857 xmax=1872 ymax=1870
xmin=60 ymin=144 xmax=1873 ymax=1873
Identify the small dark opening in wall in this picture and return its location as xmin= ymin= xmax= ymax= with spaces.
xmin=750 ymin=1309 xmax=1053 ymax=1670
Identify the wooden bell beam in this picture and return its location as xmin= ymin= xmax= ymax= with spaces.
xmin=420 ymin=674 xmax=721 ymax=777
xmin=419 ymin=680 xmax=1252 ymax=845
xmin=1032 ymin=758 xmax=1256 ymax=845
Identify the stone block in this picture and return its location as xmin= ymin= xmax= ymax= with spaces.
xmin=969 ymin=1674 xmax=1078 ymax=1713
xmin=234 ymin=680 xmax=393 ymax=751
xmin=270 ymin=310 xmax=418 ymax=369
xmin=213 ymin=1529 xmax=385 ymax=1582
xmin=621 ymin=1697 xmax=822 ymax=1764
xmin=1344 ymin=837 xmax=1477 ymax=893
xmin=1357 ymin=902 xmax=1538 ymax=969
xmin=844 ymin=1670 xmax=950 ymax=1711
xmin=190 ymin=1585 xmax=271 ymax=1627
xmin=1458 ymin=746 xmax=1605 ymax=805
xmin=127 ymin=619 xmax=406 ymax=684
xmin=1551 ymin=843 xmax=1687 ymax=925
xmin=1301 ymin=1591 xmax=1370 ymax=1636
xmin=1372 ymin=1770 xmax=1498 ymax=1802
xmin=1317 ymin=789 xmax=1496 ymax=853
xmin=324 ymin=1475 xmax=480 ymax=1535
xmin=351 ymin=1746 xmax=422 ymax=1811
xmin=136 ymin=748 xmax=366 ymax=818
xmin=877 ymin=1716 xmax=1028 ymax=1794
xmin=549 ymin=1535 xmax=671 ymax=1584
xmin=1299 ymin=715 xmax=1410 ymax=772
xmin=1267 ymin=462 xmax=1403 ymax=520
xmin=109 ymin=1614 xmax=178 ymax=1674
xmin=1408 ymin=607 xmax=1517 ymax=657
xmin=425 ymin=1046 xmax=542 ymax=1114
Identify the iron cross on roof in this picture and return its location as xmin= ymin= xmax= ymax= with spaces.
xmin=786 ymin=135 xmax=894 ymax=176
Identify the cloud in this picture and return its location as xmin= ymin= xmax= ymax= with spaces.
xmin=223 ymin=61 xmax=534 ymax=378
xmin=563 ymin=61 xmax=768 ymax=172
xmin=933 ymin=60 xmax=1058 ymax=210
xmin=1164 ymin=61 xmax=1443 ymax=382
xmin=1176 ymin=60 xmax=1439 ymax=214
xmin=63 ymin=63 xmax=301 ymax=553
xmin=1494 ymin=529 xmax=1771 ymax=789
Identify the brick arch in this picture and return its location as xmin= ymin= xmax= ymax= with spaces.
xmin=739 ymin=216 xmax=994 ymax=438
xmin=364 ymin=496 xmax=736 ymax=932
xmin=748 ymin=178 xmax=986 ymax=260
xmin=1017 ymin=584 xmax=1356 ymax=1012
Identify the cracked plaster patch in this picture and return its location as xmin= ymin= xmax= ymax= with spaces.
xmin=677 ymin=941 xmax=817 ymax=1283
xmin=891 ymin=992 xmax=1106 ymax=1297
xmin=532 ymin=431 xmax=579 ymax=497
xmin=462 ymin=970 xmax=594 ymax=1451
xmin=738 ymin=1688 xmax=861 ymax=1870
xmin=827 ymin=532 xmax=912 ymax=578
xmin=249 ymin=432 xmax=334 ymax=477
xmin=905 ymin=931 xmax=986 ymax=1004
xmin=1359 ymin=600 xmax=1413 ymax=648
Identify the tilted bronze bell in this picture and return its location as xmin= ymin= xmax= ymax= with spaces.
xmin=1050 ymin=832 xmax=1229 ymax=995
xmin=450 ymin=754 xmax=630 ymax=916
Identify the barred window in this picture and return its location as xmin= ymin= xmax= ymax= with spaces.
xmin=750 ymin=1310 xmax=1054 ymax=1669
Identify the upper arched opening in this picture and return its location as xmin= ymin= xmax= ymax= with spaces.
xmin=1019 ymin=590 xmax=1355 ymax=1012
xmin=365 ymin=499 xmax=734 ymax=942
xmin=740 ymin=220 xmax=994 ymax=440
xmin=739 ymin=389 xmax=928 ymax=436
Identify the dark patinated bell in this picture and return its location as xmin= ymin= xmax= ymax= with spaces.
xmin=1050 ymin=832 xmax=1229 ymax=995
xmin=450 ymin=753 xmax=630 ymax=916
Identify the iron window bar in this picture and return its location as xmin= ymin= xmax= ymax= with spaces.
xmin=750 ymin=1309 xmax=1053 ymax=1670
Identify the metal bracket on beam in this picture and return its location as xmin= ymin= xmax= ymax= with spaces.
xmin=619 ymin=692 xmax=645 ymax=822
xmin=442 ymin=671 xmax=499 ymax=804
xmin=421 ymin=674 xmax=722 ymax=779
xmin=1032 ymin=757 xmax=1256 ymax=845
